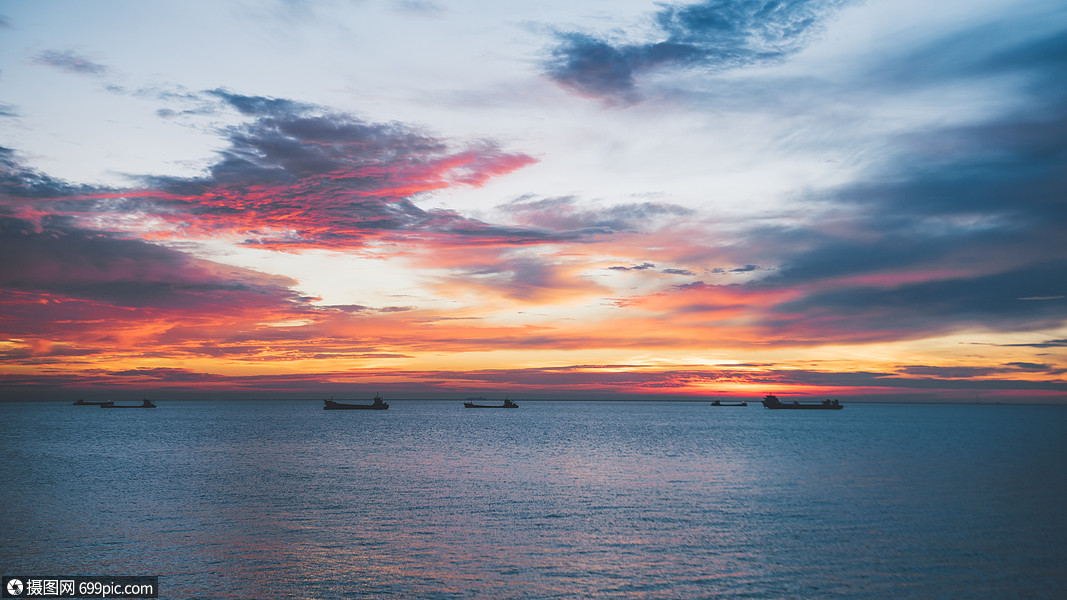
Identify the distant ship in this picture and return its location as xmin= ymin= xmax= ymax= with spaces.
xmin=324 ymin=394 xmax=389 ymax=410
xmin=463 ymin=397 xmax=518 ymax=408
xmin=761 ymin=395 xmax=842 ymax=410
xmin=73 ymin=399 xmax=113 ymax=406
xmin=711 ymin=400 xmax=748 ymax=406
xmin=101 ymin=398 xmax=156 ymax=408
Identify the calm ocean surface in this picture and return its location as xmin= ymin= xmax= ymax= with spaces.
xmin=2 ymin=400 xmax=1065 ymax=599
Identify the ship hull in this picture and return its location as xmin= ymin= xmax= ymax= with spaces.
xmin=761 ymin=395 xmax=841 ymax=410
xmin=763 ymin=404 xmax=842 ymax=410
xmin=324 ymin=396 xmax=388 ymax=410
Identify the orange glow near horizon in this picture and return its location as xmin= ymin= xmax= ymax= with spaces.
xmin=4 ymin=267 xmax=1064 ymax=401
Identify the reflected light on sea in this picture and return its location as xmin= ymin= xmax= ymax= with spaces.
xmin=2 ymin=400 xmax=1065 ymax=599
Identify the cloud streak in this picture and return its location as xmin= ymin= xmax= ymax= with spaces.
xmin=33 ymin=50 xmax=109 ymax=75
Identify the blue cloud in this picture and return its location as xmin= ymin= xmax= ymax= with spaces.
xmin=33 ymin=50 xmax=108 ymax=75
xmin=0 ymin=146 xmax=87 ymax=199
xmin=546 ymin=0 xmax=846 ymax=103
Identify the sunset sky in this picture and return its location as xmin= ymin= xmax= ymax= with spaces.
xmin=1 ymin=0 xmax=1065 ymax=401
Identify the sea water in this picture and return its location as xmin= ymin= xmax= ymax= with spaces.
xmin=2 ymin=400 xmax=1065 ymax=599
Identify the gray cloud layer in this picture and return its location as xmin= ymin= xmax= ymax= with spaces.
xmin=33 ymin=49 xmax=109 ymax=75
xmin=743 ymin=22 xmax=1067 ymax=341
xmin=546 ymin=0 xmax=846 ymax=103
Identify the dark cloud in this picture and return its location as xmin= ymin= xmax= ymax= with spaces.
xmin=609 ymin=262 xmax=656 ymax=271
xmin=898 ymin=366 xmax=999 ymax=378
xmin=747 ymin=108 xmax=1067 ymax=333
xmin=648 ymin=77 xmax=1067 ymax=343
xmin=0 ymin=369 xmax=383 ymax=398
xmin=0 ymin=146 xmax=87 ymax=199
xmin=376 ymin=364 xmax=1067 ymax=395
xmin=898 ymin=362 xmax=1067 ymax=378
xmin=109 ymin=367 xmax=222 ymax=382
xmin=766 ymin=368 xmax=1067 ymax=392
xmin=32 ymin=50 xmax=109 ymax=76
xmin=712 ymin=264 xmax=762 ymax=274
xmin=208 ymin=89 xmax=318 ymax=118
xmin=450 ymin=254 xmax=598 ymax=303
xmin=546 ymin=0 xmax=846 ymax=103
xmin=1005 ymin=362 xmax=1052 ymax=372
xmin=723 ymin=20 xmax=1067 ymax=344
xmin=500 ymin=195 xmax=692 ymax=234
xmin=199 ymin=90 xmax=447 ymax=182
xmin=870 ymin=20 xmax=1067 ymax=97
xmin=428 ymin=216 xmax=592 ymax=245
xmin=764 ymin=260 xmax=1067 ymax=341
xmin=0 ymin=215 xmax=300 ymax=309
xmin=546 ymin=33 xmax=661 ymax=104
xmin=378 ymin=305 xmax=416 ymax=313
xmin=996 ymin=339 xmax=1067 ymax=349
xmin=1 ymin=90 xmax=623 ymax=253
xmin=323 ymin=304 xmax=370 ymax=313
xmin=132 ymin=90 xmax=538 ymax=249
